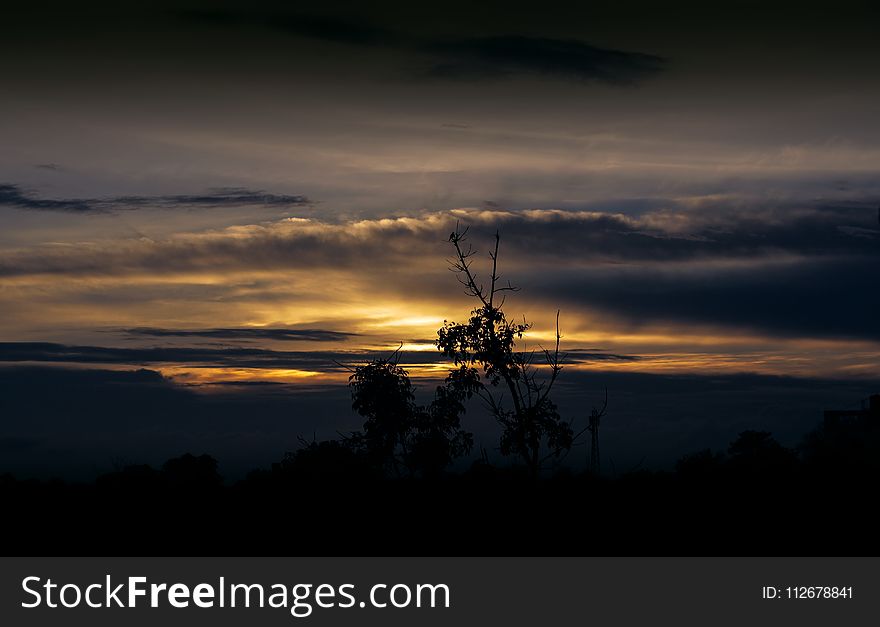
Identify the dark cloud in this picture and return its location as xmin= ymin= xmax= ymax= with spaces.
xmin=424 ymin=36 xmax=664 ymax=83
xmin=487 ymin=205 xmax=880 ymax=263
xmin=7 ymin=204 xmax=878 ymax=278
xmin=0 ymin=184 xmax=310 ymax=214
xmin=0 ymin=342 xmax=342 ymax=370
xmin=0 ymin=342 xmax=638 ymax=371
xmin=175 ymin=8 xmax=664 ymax=85
xmin=110 ymin=188 xmax=310 ymax=209
xmin=0 ymin=366 xmax=353 ymax=480
xmin=535 ymin=255 xmax=880 ymax=342
xmin=0 ymin=365 xmax=874 ymax=480
xmin=34 ymin=164 xmax=63 ymax=171
xmin=0 ymin=184 xmax=92 ymax=213
xmin=124 ymin=327 xmax=357 ymax=342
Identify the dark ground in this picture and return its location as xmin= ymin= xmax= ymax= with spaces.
xmin=3 ymin=432 xmax=878 ymax=555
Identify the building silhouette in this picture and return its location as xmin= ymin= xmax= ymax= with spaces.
xmin=824 ymin=394 xmax=880 ymax=427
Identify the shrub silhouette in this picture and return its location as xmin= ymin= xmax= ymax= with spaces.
xmin=436 ymin=226 xmax=577 ymax=476
xmin=277 ymin=439 xmax=376 ymax=482
xmin=344 ymin=353 xmax=474 ymax=477
xmin=161 ymin=453 xmax=222 ymax=490
xmin=726 ymin=430 xmax=798 ymax=475
xmin=675 ymin=449 xmax=725 ymax=479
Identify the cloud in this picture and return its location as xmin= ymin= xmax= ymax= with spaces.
xmin=0 ymin=184 xmax=92 ymax=213
xmin=0 ymin=342 xmax=342 ymax=370
xmin=123 ymin=327 xmax=357 ymax=342
xmin=259 ymin=12 xmax=403 ymax=46
xmin=0 ymin=205 xmax=876 ymax=278
xmin=537 ymin=255 xmax=880 ymax=342
xmin=1 ymin=206 xmax=877 ymax=344
xmin=0 ymin=184 xmax=310 ymax=214
xmin=424 ymin=36 xmax=664 ymax=83
xmin=0 ymin=342 xmax=637 ymax=371
xmin=175 ymin=9 xmax=664 ymax=85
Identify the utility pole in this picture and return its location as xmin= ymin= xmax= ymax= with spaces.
xmin=587 ymin=389 xmax=608 ymax=476
xmin=588 ymin=407 xmax=601 ymax=475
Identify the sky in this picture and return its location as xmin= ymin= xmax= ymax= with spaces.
xmin=1 ymin=1 xmax=878 ymax=477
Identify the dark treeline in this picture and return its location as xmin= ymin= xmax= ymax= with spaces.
xmin=2 ymin=407 xmax=878 ymax=555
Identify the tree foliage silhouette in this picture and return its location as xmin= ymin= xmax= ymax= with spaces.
xmin=726 ymin=430 xmax=798 ymax=475
xmin=345 ymin=351 xmax=474 ymax=477
xmin=436 ymin=226 xmax=577 ymax=476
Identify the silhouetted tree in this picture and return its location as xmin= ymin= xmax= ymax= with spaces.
xmin=675 ymin=449 xmax=725 ymax=479
xmin=345 ymin=352 xmax=474 ymax=477
xmin=436 ymin=226 xmax=578 ymax=476
xmin=96 ymin=463 xmax=161 ymax=494
xmin=726 ymin=430 xmax=798 ymax=475
xmin=161 ymin=453 xmax=222 ymax=490
xmin=348 ymin=357 xmax=417 ymax=472
xmin=278 ymin=439 xmax=377 ymax=482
